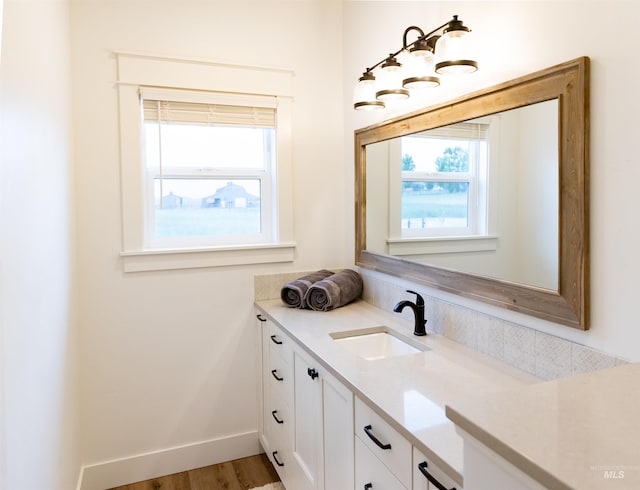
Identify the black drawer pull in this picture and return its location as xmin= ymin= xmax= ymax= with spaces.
xmin=271 ymin=369 xmax=283 ymax=381
xmin=363 ymin=424 xmax=391 ymax=450
xmin=272 ymin=451 xmax=285 ymax=467
xmin=256 ymin=314 xmax=267 ymax=322
xmin=307 ymin=367 xmax=319 ymax=380
xmin=364 ymin=484 xmax=372 ymax=490
xmin=271 ymin=410 xmax=284 ymax=424
xmin=418 ymin=461 xmax=456 ymax=490
xmin=270 ymin=335 xmax=283 ymax=345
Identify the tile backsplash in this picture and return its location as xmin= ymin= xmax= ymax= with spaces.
xmin=255 ymin=269 xmax=627 ymax=381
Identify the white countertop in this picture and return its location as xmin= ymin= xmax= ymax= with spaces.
xmin=446 ymin=361 xmax=640 ymax=489
xmin=255 ymin=299 xmax=539 ymax=485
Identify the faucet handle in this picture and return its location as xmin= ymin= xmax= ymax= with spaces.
xmin=406 ymin=289 xmax=424 ymax=306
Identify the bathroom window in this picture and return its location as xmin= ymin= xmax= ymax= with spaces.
xmin=116 ymin=52 xmax=295 ymax=271
xmin=141 ymin=89 xmax=277 ymax=249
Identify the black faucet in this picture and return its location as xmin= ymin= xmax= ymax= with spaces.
xmin=393 ymin=290 xmax=427 ymax=336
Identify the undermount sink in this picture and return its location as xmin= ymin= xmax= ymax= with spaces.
xmin=330 ymin=327 xmax=428 ymax=360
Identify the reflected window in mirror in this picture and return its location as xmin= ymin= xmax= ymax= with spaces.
xmin=398 ymin=122 xmax=489 ymax=238
xmin=366 ymin=100 xmax=559 ymax=292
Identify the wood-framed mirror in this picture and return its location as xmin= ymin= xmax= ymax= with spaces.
xmin=355 ymin=57 xmax=589 ymax=329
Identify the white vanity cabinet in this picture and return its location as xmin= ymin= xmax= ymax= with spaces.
xmin=255 ymin=299 xmax=545 ymax=490
xmin=256 ymin=312 xmax=354 ymax=490
xmin=257 ymin=307 xmax=465 ymax=490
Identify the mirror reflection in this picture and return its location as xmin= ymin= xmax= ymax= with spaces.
xmin=365 ymin=100 xmax=558 ymax=290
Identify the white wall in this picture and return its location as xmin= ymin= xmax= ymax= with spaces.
xmin=0 ymin=1 xmax=80 ymax=489
xmin=70 ymin=0 xmax=347 ymax=476
xmin=345 ymin=1 xmax=640 ymax=361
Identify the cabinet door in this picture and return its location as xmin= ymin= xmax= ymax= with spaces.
xmin=322 ymin=369 xmax=354 ymax=490
xmin=413 ymin=447 xmax=462 ymax=490
xmin=292 ymin=347 xmax=324 ymax=490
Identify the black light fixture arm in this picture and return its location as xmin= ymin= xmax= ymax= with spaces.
xmin=403 ymin=26 xmax=426 ymax=48
xmin=361 ymin=18 xmax=453 ymax=76
xmin=403 ymin=19 xmax=450 ymax=49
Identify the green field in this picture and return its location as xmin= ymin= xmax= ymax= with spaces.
xmin=155 ymin=191 xmax=468 ymax=236
xmin=155 ymin=207 xmax=261 ymax=236
xmin=402 ymin=191 xmax=468 ymax=219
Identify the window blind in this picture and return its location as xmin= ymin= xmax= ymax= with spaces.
xmin=143 ymin=99 xmax=276 ymax=128
xmin=415 ymin=122 xmax=488 ymax=140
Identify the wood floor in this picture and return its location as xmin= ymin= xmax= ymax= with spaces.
xmin=107 ymin=453 xmax=281 ymax=490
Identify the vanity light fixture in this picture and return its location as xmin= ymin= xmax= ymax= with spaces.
xmin=353 ymin=15 xmax=478 ymax=110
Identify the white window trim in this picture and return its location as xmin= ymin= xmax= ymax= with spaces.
xmin=387 ymin=235 xmax=498 ymax=256
xmin=120 ymin=243 xmax=296 ymax=273
xmin=115 ymin=51 xmax=295 ymax=271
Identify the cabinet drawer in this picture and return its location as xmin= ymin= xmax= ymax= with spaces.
xmin=355 ymin=397 xmax=412 ymax=489
xmin=356 ymin=436 xmax=407 ymax=490
xmin=269 ymin=323 xmax=293 ymax=364
xmin=269 ymin=349 xmax=292 ymax=398
xmin=413 ymin=447 xmax=462 ymax=490
xmin=268 ymin=395 xmax=292 ymax=434
xmin=267 ymin=446 xmax=290 ymax=485
xmin=268 ymin=381 xmax=292 ymax=436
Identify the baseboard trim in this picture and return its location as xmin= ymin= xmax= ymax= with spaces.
xmin=79 ymin=430 xmax=261 ymax=490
